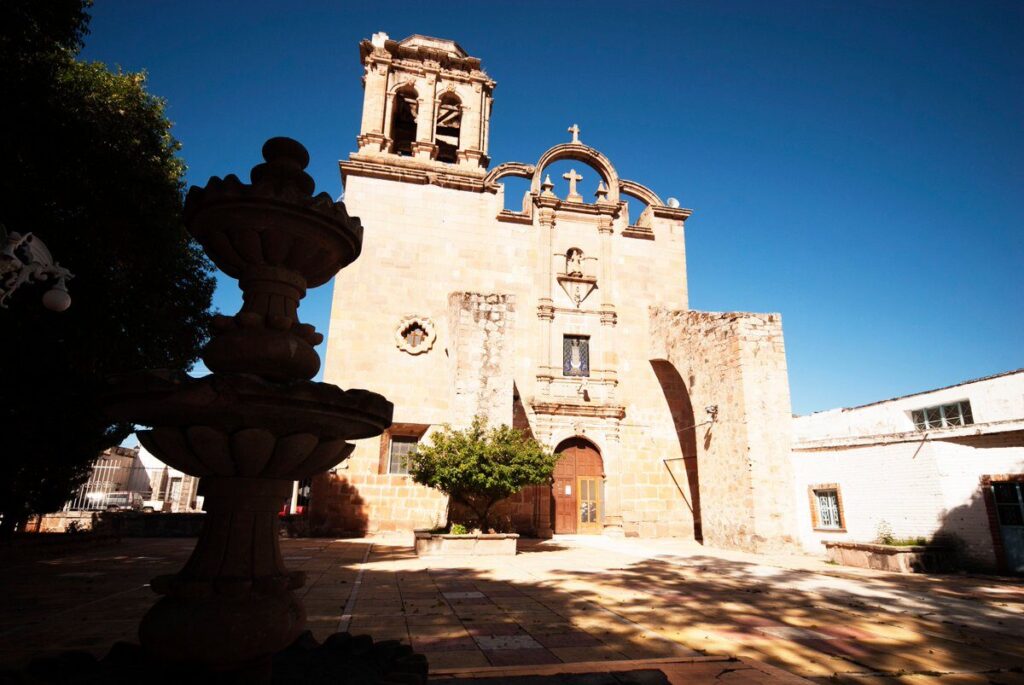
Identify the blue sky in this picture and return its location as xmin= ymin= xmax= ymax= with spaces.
xmin=81 ymin=1 xmax=1022 ymax=415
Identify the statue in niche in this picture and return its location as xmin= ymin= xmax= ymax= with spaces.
xmin=566 ymin=248 xmax=584 ymax=277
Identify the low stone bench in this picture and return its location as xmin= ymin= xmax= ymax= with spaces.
xmin=414 ymin=531 xmax=519 ymax=557
xmin=824 ymin=540 xmax=957 ymax=573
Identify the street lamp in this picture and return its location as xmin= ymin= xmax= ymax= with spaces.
xmin=0 ymin=225 xmax=74 ymax=311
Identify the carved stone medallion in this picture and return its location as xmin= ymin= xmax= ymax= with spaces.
xmin=395 ymin=315 xmax=437 ymax=355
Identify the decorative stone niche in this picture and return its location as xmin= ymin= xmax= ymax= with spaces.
xmin=395 ymin=315 xmax=437 ymax=355
xmin=557 ymin=247 xmax=598 ymax=307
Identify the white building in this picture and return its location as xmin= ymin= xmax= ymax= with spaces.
xmin=791 ymin=369 xmax=1024 ymax=573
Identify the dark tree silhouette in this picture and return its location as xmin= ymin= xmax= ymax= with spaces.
xmin=0 ymin=0 xmax=214 ymax=535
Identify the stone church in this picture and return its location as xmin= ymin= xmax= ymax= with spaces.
xmin=313 ymin=32 xmax=797 ymax=552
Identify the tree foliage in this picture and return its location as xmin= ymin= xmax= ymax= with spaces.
xmin=409 ymin=417 xmax=557 ymax=532
xmin=0 ymin=0 xmax=215 ymax=534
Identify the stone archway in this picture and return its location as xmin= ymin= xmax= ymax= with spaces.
xmin=552 ymin=437 xmax=604 ymax=534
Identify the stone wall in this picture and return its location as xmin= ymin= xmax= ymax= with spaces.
xmin=649 ymin=308 xmax=798 ymax=552
xmin=447 ymin=293 xmax=516 ymax=427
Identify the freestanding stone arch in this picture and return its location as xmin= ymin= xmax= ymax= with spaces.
xmin=530 ymin=143 xmax=621 ymax=203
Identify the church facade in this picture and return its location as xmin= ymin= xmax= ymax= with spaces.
xmin=314 ymin=33 xmax=798 ymax=552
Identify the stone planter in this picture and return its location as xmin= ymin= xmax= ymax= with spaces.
xmin=414 ymin=530 xmax=519 ymax=557
xmin=824 ymin=541 xmax=958 ymax=574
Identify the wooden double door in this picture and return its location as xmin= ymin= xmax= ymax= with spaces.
xmin=552 ymin=438 xmax=604 ymax=534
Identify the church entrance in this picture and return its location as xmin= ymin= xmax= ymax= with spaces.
xmin=552 ymin=438 xmax=604 ymax=534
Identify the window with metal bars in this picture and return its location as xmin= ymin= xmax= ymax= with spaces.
xmin=562 ymin=335 xmax=590 ymax=377
xmin=911 ymin=400 xmax=974 ymax=431
xmin=814 ymin=489 xmax=843 ymax=529
xmin=993 ymin=482 xmax=1024 ymax=527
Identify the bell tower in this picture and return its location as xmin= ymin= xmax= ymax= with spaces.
xmin=354 ymin=32 xmax=495 ymax=171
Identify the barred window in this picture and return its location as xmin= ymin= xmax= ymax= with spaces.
xmin=911 ymin=401 xmax=973 ymax=431
xmin=814 ymin=489 xmax=842 ymax=530
xmin=562 ymin=335 xmax=590 ymax=377
xmin=388 ymin=436 xmax=418 ymax=475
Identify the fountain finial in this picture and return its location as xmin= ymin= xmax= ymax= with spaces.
xmin=251 ymin=136 xmax=315 ymax=195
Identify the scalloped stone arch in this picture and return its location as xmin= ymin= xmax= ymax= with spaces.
xmin=530 ymin=144 xmax=620 ymax=203
xmin=484 ymin=161 xmax=536 ymax=187
xmin=620 ymin=179 xmax=663 ymax=207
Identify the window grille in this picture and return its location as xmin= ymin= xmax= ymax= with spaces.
xmin=389 ymin=436 xmax=418 ymax=475
xmin=562 ymin=335 xmax=590 ymax=377
xmin=993 ymin=482 xmax=1024 ymax=527
xmin=815 ymin=489 xmax=842 ymax=529
xmin=911 ymin=400 xmax=973 ymax=430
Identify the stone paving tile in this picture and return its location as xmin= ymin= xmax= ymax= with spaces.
xmin=412 ymin=636 xmax=478 ymax=652
xmin=548 ymin=645 xmax=629 ymax=662
xmin=466 ymin=623 xmax=529 ymax=637
xmin=474 ymin=634 xmax=544 ymax=650
xmin=3 ymin=535 xmax=1023 ymax=681
xmin=419 ymin=649 xmax=491 ymax=669
xmin=483 ymin=647 xmax=561 ymax=666
xmin=443 ymin=591 xmax=485 ymax=599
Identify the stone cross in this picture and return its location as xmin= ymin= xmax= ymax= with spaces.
xmin=568 ymin=123 xmax=581 ymax=144
xmin=563 ymin=169 xmax=583 ymax=201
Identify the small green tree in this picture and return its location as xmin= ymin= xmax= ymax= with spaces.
xmin=409 ymin=417 xmax=557 ymax=532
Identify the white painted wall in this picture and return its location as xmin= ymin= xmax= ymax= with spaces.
xmin=794 ymin=370 xmax=1024 ymax=441
xmin=790 ymin=370 xmax=1024 ymax=570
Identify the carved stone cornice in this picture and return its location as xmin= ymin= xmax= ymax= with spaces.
xmin=456 ymin=149 xmax=486 ymax=167
xmin=531 ymin=400 xmax=626 ymax=420
xmin=496 ymin=209 xmax=532 ymax=225
xmin=359 ymin=37 xmax=493 ymax=84
xmin=651 ymin=205 xmax=693 ymax=221
xmin=599 ymin=305 xmax=618 ymax=326
xmin=622 ymin=225 xmax=655 ymax=240
xmin=536 ymin=301 xmax=555 ymax=320
xmin=410 ymin=141 xmax=438 ymax=160
xmin=341 ymin=158 xmax=487 ymax=193
xmin=551 ymin=200 xmax=620 ymax=220
xmin=537 ymin=206 xmax=557 ymax=227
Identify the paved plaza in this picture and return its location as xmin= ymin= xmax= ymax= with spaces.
xmin=1 ymin=536 xmax=1022 ymax=683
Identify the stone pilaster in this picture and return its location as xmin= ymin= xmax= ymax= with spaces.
xmin=536 ymin=204 xmax=557 ymax=392
xmin=358 ymin=54 xmax=390 ymax=150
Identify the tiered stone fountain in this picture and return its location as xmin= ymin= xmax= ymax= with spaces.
xmin=98 ymin=138 xmax=421 ymax=681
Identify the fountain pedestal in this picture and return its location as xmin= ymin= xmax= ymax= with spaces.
xmin=99 ymin=138 xmax=406 ymax=679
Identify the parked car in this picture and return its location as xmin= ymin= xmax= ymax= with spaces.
xmin=95 ymin=491 xmax=143 ymax=511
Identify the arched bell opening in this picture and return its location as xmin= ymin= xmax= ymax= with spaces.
xmin=551 ymin=436 xmax=604 ymax=534
xmin=389 ymin=86 xmax=418 ymax=157
xmin=434 ymin=93 xmax=462 ymax=164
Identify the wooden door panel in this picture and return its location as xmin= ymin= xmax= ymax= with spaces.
xmin=553 ymin=476 xmax=576 ymax=534
xmin=551 ymin=440 xmax=603 ymax=535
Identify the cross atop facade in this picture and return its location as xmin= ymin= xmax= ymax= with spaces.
xmin=563 ymin=168 xmax=583 ymax=201
xmin=568 ymin=123 xmax=581 ymax=144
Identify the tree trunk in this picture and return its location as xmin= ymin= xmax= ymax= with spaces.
xmin=0 ymin=509 xmax=21 ymax=542
xmin=480 ymin=499 xmax=497 ymax=533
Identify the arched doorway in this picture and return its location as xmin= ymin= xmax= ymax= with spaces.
xmin=552 ymin=437 xmax=604 ymax=534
